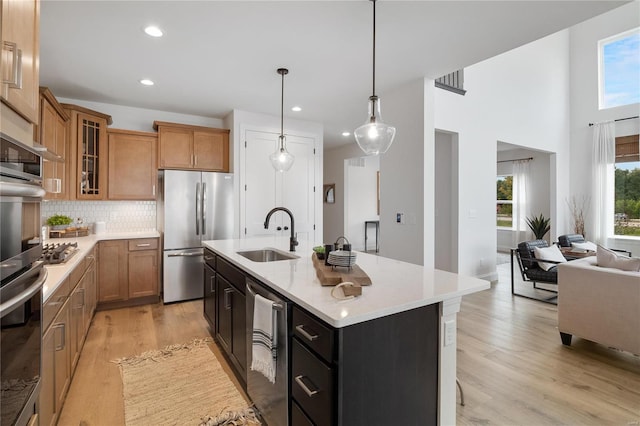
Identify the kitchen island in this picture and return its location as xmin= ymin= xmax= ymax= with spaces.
xmin=203 ymin=236 xmax=489 ymax=425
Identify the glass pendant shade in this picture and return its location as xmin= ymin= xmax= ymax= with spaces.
xmin=354 ymin=96 xmax=396 ymax=155
xmin=269 ymin=135 xmax=295 ymax=172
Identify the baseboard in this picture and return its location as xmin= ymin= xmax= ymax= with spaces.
xmin=477 ymin=271 xmax=499 ymax=284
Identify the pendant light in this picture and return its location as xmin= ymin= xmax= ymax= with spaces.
xmin=354 ymin=0 xmax=396 ymax=156
xmin=270 ymin=68 xmax=295 ymax=172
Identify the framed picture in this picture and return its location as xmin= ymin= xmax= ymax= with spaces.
xmin=324 ymin=184 xmax=335 ymax=204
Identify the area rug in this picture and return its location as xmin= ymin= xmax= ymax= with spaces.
xmin=113 ymin=338 xmax=260 ymax=426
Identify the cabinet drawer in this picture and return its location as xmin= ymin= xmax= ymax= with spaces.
xmin=128 ymin=238 xmax=158 ymax=251
xmin=216 ymin=256 xmax=245 ymax=292
xmin=69 ymin=258 xmax=86 ymax=288
xmin=291 ymin=400 xmax=314 ymax=426
xmin=292 ymin=340 xmax=334 ymax=426
xmin=204 ymin=249 xmax=216 ymax=269
xmin=293 ymin=306 xmax=335 ymax=363
xmin=43 ymin=277 xmax=70 ymax=331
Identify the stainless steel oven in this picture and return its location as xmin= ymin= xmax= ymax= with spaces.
xmin=1 ymin=135 xmax=46 ymax=426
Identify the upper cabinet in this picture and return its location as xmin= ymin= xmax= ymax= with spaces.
xmin=35 ymin=87 xmax=69 ymax=199
xmin=153 ymin=121 xmax=229 ymax=172
xmin=62 ymin=104 xmax=112 ymax=200
xmin=107 ymin=129 xmax=157 ymax=200
xmin=1 ymin=0 xmax=40 ymax=125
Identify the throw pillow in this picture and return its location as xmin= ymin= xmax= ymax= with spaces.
xmin=597 ymin=245 xmax=640 ymax=272
xmin=571 ymin=241 xmax=597 ymax=252
xmin=533 ymin=245 xmax=567 ymax=271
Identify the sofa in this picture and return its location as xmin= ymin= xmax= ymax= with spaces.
xmin=557 ymin=257 xmax=640 ymax=355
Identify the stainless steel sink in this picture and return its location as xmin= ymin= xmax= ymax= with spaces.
xmin=236 ymin=248 xmax=299 ymax=262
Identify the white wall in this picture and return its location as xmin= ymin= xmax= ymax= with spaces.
xmin=569 ymin=2 xmax=640 ymax=256
xmin=496 ymin=147 xmax=552 ymax=252
xmin=379 ymin=78 xmax=433 ymax=267
xmin=434 ymin=30 xmax=571 ymax=279
xmin=345 ymin=156 xmax=380 ymax=251
xmin=323 ymin=143 xmax=366 ymax=244
xmin=56 ymin=97 xmax=223 ymax=131
xmin=435 ymin=131 xmax=458 ymax=272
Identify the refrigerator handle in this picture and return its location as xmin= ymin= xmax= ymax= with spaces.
xmin=201 ymin=182 xmax=207 ymax=236
xmin=195 ymin=182 xmax=201 ymax=235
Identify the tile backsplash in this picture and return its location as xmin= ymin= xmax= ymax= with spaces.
xmin=42 ymin=201 xmax=156 ymax=233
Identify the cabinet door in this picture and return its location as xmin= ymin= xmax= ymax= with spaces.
xmin=108 ymin=130 xmax=157 ymax=200
xmin=70 ymin=282 xmax=86 ymax=372
xmin=231 ymin=287 xmax=247 ymax=377
xmin=75 ymin=113 xmax=108 ymax=200
xmin=40 ymin=326 xmax=56 ymax=426
xmin=203 ymin=264 xmax=216 ymax=330
xmin=243 ymin=129 xmax=316 ymax=241
xmin=98 ymin=240 xmax=128 ymax=302
xmin=158 ymin=126 xmax=193 ymax=169
xmin=54 ymin=113 xmax=68 ymax=198
xmin=53 ymin=303 xmax=71 ymax=418
xmin=216 ymin=275 xmax=233 ymax=354
xmin=128 ymin=249 xmax=158 ymax=298
xmin=40 ymin=97 xmax=58 ymax=198
xmin=0 ymin=0 xmax=39 ymax=124
xmin=193 ymin=130 xmax=229 ymax=171
xmin=85 ymin=251 xmax=97 ymax=319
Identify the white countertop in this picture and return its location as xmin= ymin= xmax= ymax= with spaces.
xmin=42 ymin=231 xmax=160 ymax=302
xmin=203 ymin=236 xmax=490 ymax=328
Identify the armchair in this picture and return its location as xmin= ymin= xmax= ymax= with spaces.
xmin=557 ymin=234 xmax=632 ymax=257
xmin=511 ymin=240 xmax=562 ymax=303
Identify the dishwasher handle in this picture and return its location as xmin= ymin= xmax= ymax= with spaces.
xmin=246 ymin=282 xmax=284 ymax=310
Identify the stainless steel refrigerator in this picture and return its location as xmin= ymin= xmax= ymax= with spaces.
xmin=158 ymin=170 xmax=234 ymax=303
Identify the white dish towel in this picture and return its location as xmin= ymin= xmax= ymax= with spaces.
xmin=251 ymin=293 xmax=277 ymax=383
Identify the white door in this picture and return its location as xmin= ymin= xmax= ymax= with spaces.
xmin=243 ymin=129 xmax=316 ymax=242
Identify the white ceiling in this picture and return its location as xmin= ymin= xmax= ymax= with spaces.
xmin=39 ymin=1 xmax=627 ymax=149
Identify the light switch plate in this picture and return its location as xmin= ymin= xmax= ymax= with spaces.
xmin=444 ymin=320 xmax=456 ymax=346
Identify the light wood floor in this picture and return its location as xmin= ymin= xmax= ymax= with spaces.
xmin=59 ymin=267 xmax=640 ymax=425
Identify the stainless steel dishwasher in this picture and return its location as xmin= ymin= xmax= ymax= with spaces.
xmin=246 ymin=278 xmax=290 ymax=426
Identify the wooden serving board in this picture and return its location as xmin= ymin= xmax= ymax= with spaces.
xmin=312 ymin=253 xmax=372 ymax=286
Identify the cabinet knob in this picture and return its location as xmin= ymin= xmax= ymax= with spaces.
xmin=276 ymin=226 xmax=282 ymax=231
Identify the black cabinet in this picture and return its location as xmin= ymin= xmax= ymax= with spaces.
xmin=203 ymin=263 xmax=216 ymax=330
xmin=206 ymin=253 xmax=247 ymax=385
xmin=291 ymin=304 xmax=440 ymax=426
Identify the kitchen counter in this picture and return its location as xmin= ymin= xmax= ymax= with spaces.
xmin=42 ymin=231 xmax=160 ymax=302
xmin=203 ymin=236 xmax=489 ymax=328
xmin=204 ymin=236 xmax=490 ymax=425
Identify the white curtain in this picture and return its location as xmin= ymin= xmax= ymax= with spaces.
xmin=512 ymin=159 xmax=531 ymax=246
xmin=592 ymin=121 xmax=615 ymax=245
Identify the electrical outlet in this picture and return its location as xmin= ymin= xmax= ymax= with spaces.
xmin=444 ymin=320 xmax=456 ymax=346
xmin=396 ymin=212 xmax=404 ymax=224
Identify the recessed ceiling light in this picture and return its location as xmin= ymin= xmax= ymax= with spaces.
xmin=144 ymin=26 xmax=163 ymax=37
xmin=342 ymin=132 xmax=351 ymax=137
xmin=291 ymin=106 xmax=302 ymax=112
xmin=140 ymin=79 xmax=154 ymax=86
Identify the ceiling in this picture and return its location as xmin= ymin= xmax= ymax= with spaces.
xmin=39 ymin=1 xmax=627 ymax=149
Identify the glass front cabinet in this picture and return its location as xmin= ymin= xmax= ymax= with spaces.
xmin=62 ymin=104 xmax=112 ymax=200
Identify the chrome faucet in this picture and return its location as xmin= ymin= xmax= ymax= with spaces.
xmin=264 ymin=207 xmax=298 ymax=252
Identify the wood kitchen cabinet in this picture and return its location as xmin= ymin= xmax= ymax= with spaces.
xmin=40 ymin=279 xmax=71 ymax=426
xmin=154 ymin=121 xmax=229 ymax=172
xmin=62 ymin=104 xmax=112 ymax=200
xmin=98 ymin=238 xmax=159 ymax=308
xmin=107 ymin=129 xmax=157 ymax=200
xmin=1 ymin=0 xmax=40 ymax=125
xmin=36 ymin=87 xmax=69 ymax=199
xmin=41 ymin=247 xmax=97 ymax=426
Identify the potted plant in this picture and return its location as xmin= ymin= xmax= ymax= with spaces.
xmin=47 ymin=214 xmax=74 ymax=230
xmin=526 ymin=213 xmax=551 ymax=240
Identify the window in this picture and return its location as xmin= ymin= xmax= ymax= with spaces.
xmin=497 ymin=175 xmax=513 ymax=228
xmin=599 ymin=28 xmax=640 ymax=109
xmin=614 ymin=134 xmax=640 ymax=236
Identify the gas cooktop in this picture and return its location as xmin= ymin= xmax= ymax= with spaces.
xmin=41 ymin=242 xmax=78 ymax=265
